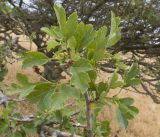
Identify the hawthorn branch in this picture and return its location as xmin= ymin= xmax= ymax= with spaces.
xmin=0 ymin=91 xmax=8 ymax=106
xmin=83 ymin=0 xmax=107 ymax=23
xmin=9 ymin=115 xmax=34 ymax=123
xmin=41 ymin=125 xmax=82 ymax=137
xmin=141 ymin=83 xmax=160 ymax=104
xmin=0 ymin=92 xmax=85 ymax=136
xmin=84 ymin=91 xmax=93 ymax=137
xmin=0 ymin=91 xmax=85 ymax=126
xmin=0 ymin=91 xmax=25 ymax=106
xmin=8 ymin=114 xmax=84 ymax=137
xmin=72 ymin=122 xmax=86 ymax=129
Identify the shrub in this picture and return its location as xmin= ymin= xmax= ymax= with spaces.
xmin=0 ymin=4 xmax=140 ymax=137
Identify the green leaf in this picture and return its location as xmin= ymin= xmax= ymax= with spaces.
xmin=128 ymin=106 xmax=139 ymax=117
xmin=0 ymin=119 xmax=8 ymax=134
xmin=4 ymin=78 xmax=35 ymax=98
xmin=4 ymin=83 xmax=21 ymax=95
xmin=27 ymin=83 xmax=55 ymax=110
xmin=96 ymin=120 xmax=111 ymax=137
xmin=92 ymin=105 xmax=104 ymax=129
xmin=127 ymin=106 xmax=139 ymax=118
xmin=47 ymin=40 xmax=59 ymax=51
xmin=109 ymin=71 xmax=123 ymax=89
xmin=22 ymin=51 xmax=49 ymax=68
xmin=51 ymin=85 xmax=80 ymax=110
xmin=50 ymin=26 xmax=64 ymax=40
xmin=66 ymin=12 xmax=78 ymax=38
xmin=81 ymin=28 xmax=97 ymax=49
xmin=93 ymin=26 xmax=107 ymax=61
xmin=54 ymin=4 xmax=67 ymax=36
xmin=21 ymin=123 xmax=36 ymax=134
xmin=116 ymin=62 xmax=126 ymax=70
xmin=11 ymin=131 xmax=23 ymax=137
xmin=70 ymin=72 xmax=91 ymax=93
xmin=16 ymin=73 xmax=29 ymax=85
xmin=42 ymin=26 xmax=64 ymax=40
xmin=96 ymin=82 xmax=108 ymax=96
xmin=126 ymin=78 xmax=141 ymax=86
xmin=41 ymin=27 xmax=55 ymax=37
xmin=124 ymin=63 xmax=141 ymax=86
xmin=126 ymin=63 xmax=139 ymax=80
xmin=70 ymin=59 xmax=93 ymax=92
xmin=93 ymin=48 xmax=105 ymax=61
xmin=27 ymin=83 xmax=54 ymax=102
xmin=73 ymin=22 xmax=96 ymax=51
xmin=0 ymin=67 xmax=7 ymax=81
xmin=119 ymin=97 xmax=134 ymax=106
xmin=70 ymin=58 xmax=93 ymax=73
xmin=4 ymin=73 xmax=36 ymax=98
xmin=19 ymin=85 xmax=36 ymax=100
xmin=119 ymin=104 xmax=139 ymax=120
xmin=51 ymin=92 xmax=64 ymax=110
xmin=116 ymin=107 xmax=128 ymax=129
xmin=115 ymin=98 xmax=139 ymax=129
xmin=106 ymin=11 xmax=121 ymax=47
xmin=109 ymin=72 xmax=118 ymax=86
xmin=60 ymin=84 xmax=80 ymax=98
xmin=88 ymin=70 xmax=97 ymax=82
xmin=67 ymin=36 xmax=77 ymax=51
xmin=74 ymin=22 xmax=86 ymax=48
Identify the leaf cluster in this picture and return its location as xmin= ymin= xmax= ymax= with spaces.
xmin=0 ymin=4 xmax=141 ymax=137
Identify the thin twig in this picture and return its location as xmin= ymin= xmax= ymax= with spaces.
xmin=141 ymin=83 xmax=160 ymax=104
xmin=9 ymin=115 xmax=34 ymax=123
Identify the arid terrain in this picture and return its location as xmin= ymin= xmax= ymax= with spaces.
xmin=2 ymin=37 xmax=160 ymax=137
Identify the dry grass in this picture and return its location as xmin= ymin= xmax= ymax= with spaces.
xmin=2 ymin=38 xmax=160 ymax=137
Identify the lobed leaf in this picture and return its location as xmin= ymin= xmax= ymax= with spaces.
xmin=54 ymin=4 xmax=67 ymax=36
xmin=22 ymin=51 xmax=49 ymax=68
xmin=47 ymin=40 xmax=59 ymax=51
xmin=16 ymin=73 xmax=29 ymax=85
xmin=109 ymin=71 xmax=124 ymax=89
xmin=115 ymin=97 xmax=139 ymax=129
xmin=106 ymin=11 xmax=121 ymax=47
xmin=27 ymin=82 xmax=55 ymax=110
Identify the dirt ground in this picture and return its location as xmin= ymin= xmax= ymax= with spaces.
xmin=2 ymin=37 xmax=160 ymax=137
